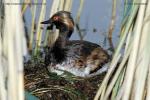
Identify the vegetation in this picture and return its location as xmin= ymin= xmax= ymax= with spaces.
xmin=0 ymin=0 xmax=150 ymax=100
xmin=95 ymin=0 xmax=150 ymax=99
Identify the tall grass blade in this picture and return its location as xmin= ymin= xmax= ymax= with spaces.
xmin=34 ymin=0 xmax=46 ymax=55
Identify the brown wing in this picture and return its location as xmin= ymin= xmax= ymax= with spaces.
xmin=65 ymin=40 xmax=110 ymax=73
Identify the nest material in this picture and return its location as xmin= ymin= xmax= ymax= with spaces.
xmin=24 ymin=61 xmax=106 ymax=100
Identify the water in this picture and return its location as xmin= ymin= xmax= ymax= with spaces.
xmin=24 ymin=0 xmax=124 ymax=50
xmin=70 ymin=0 xmax=124 ymax=49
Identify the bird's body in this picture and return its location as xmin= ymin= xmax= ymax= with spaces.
xmin=42 ymin=11 xmax=110 ymax=77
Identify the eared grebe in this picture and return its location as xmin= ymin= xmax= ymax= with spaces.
xmin=41 ymin=11 xmax=110 ymax=77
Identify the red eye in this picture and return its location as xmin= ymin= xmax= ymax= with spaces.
xmin=53 ymin=16 xmax=59 ymax=21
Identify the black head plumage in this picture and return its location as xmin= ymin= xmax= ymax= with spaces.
xmin=41 ymin=11 xmax=74 ymax=39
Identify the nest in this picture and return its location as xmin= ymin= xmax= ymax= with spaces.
xmin=24 ymin=59 xmax=106 ymax=100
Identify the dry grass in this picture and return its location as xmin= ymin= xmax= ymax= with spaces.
xmin=1 ymin=0 xmax=150 ymax=100
xmin=95 ymin=0 xmax=150 ymax=100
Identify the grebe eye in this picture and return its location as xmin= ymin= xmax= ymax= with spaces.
xmin=53 ymin=16 xmax=59 ymax=20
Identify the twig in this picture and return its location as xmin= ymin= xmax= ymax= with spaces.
xmin=108 ymin=0 xmax=117 ymax=51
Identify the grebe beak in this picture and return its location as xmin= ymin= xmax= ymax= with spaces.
xmin=41 ymin=19 xmax=52 ymax=24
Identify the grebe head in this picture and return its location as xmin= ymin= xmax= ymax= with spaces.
xmin=41 ymin=11 xmax=74 ymax=39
